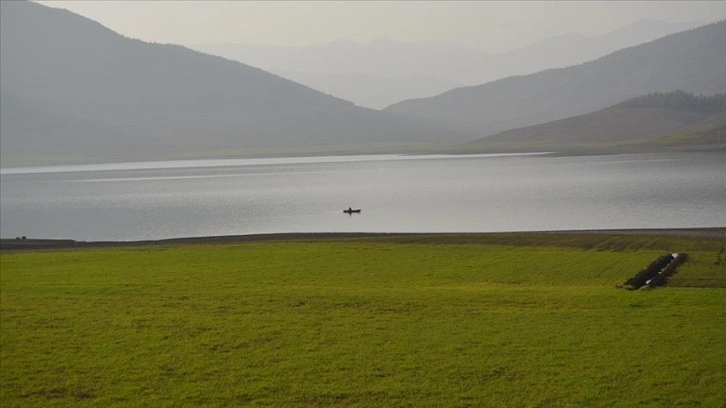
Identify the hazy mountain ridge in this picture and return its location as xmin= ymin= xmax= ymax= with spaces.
xmin=0 ymin=1 xmax=471 ymax=163
xmin=385 ymin=21 xmax=726 ymax=134
xmin=2 ymin=1 xmax=722 ymax=164
xmin=268 ymin=70 xmax=463 ymax=111
xmin=506 ymin=19 xmax=704 ymax=74
xmin=189 ymin=19 xmax=703 ymax=108
xmin=468 ymin=91 xmax=726 ymax=150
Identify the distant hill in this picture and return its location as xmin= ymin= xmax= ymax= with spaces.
xmin=502 ymin=19 xmax=705 ymax=81
xmin=269 ymin=70 xmax=463 ymax=110
xmin=0 ymin=1 xmax=469 ymax=164
xmin=385 ymin=21 xmax=726 ymax=135
xmin=188 ymin=40 xmax=481 ymax=109
xmin=189 ymin=19 xmax=703 ymax=108
xmin=465 ymin=91 xmax=726 ymax=152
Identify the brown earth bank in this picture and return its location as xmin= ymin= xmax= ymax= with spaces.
xmin=2 ymin=228 xmax=724 ymax=252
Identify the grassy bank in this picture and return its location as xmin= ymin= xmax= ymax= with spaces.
xmin=1 ymin=233 xmax=724 ymax=406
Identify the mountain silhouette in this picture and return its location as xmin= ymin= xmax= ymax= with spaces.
xmin=0 ymin=1 xmax=469 ymax=163
xmin=467 ymin=91 xmax=726 ymax=151
xmin=385 ymin=21 xmax=726 ymax=135
xmin=190 ymin=19 xmax=702 ymax=109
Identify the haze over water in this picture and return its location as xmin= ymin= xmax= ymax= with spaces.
xmin=1 ymin=152 xmax=724 ymax=242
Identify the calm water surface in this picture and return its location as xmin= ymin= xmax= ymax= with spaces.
xmin=1 ymin=152 xmax=724 ymax=241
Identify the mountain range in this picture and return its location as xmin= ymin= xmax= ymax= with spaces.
xmin=189 ymin=19 xmax=703 ymax=109
xmin=464 ymin=91 xmax=726 ymax=153
xmin=0 ymin=1 xmax=469 ymax=163
xmin=386 ymin=21 xmax=726 ymax=135
xmin=1 ymin=1 xmax=724 ymax=165
xmin=267 ymin=70 xmax=463 ymax=112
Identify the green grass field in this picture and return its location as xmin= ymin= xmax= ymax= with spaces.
xmin=1 ymin=233 xmax=724 ymax=407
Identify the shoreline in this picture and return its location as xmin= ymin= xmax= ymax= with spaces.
xmin=2 ymin=146 xmax=724 ymax=170
xmin=2 ymin=227 xmax=724 ymax=251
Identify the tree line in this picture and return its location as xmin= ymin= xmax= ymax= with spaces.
xmin=620 ymin=90 xmax=726 ymax=112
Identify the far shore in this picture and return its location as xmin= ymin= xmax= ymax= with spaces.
xmin=2 ymin=228 xmax=724 ymax=252
xmin=2 ymin=144 xmax=724 ymax=169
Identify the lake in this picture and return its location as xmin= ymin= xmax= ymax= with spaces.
xmin=1 ymin=152 xmax=724 ymax=241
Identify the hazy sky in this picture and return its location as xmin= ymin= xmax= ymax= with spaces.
xmin=35 ymin=1 xmax=726 ymax=52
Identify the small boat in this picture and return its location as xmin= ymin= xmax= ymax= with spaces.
xmin=343 ymin=207 xmax=361 ymax=214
